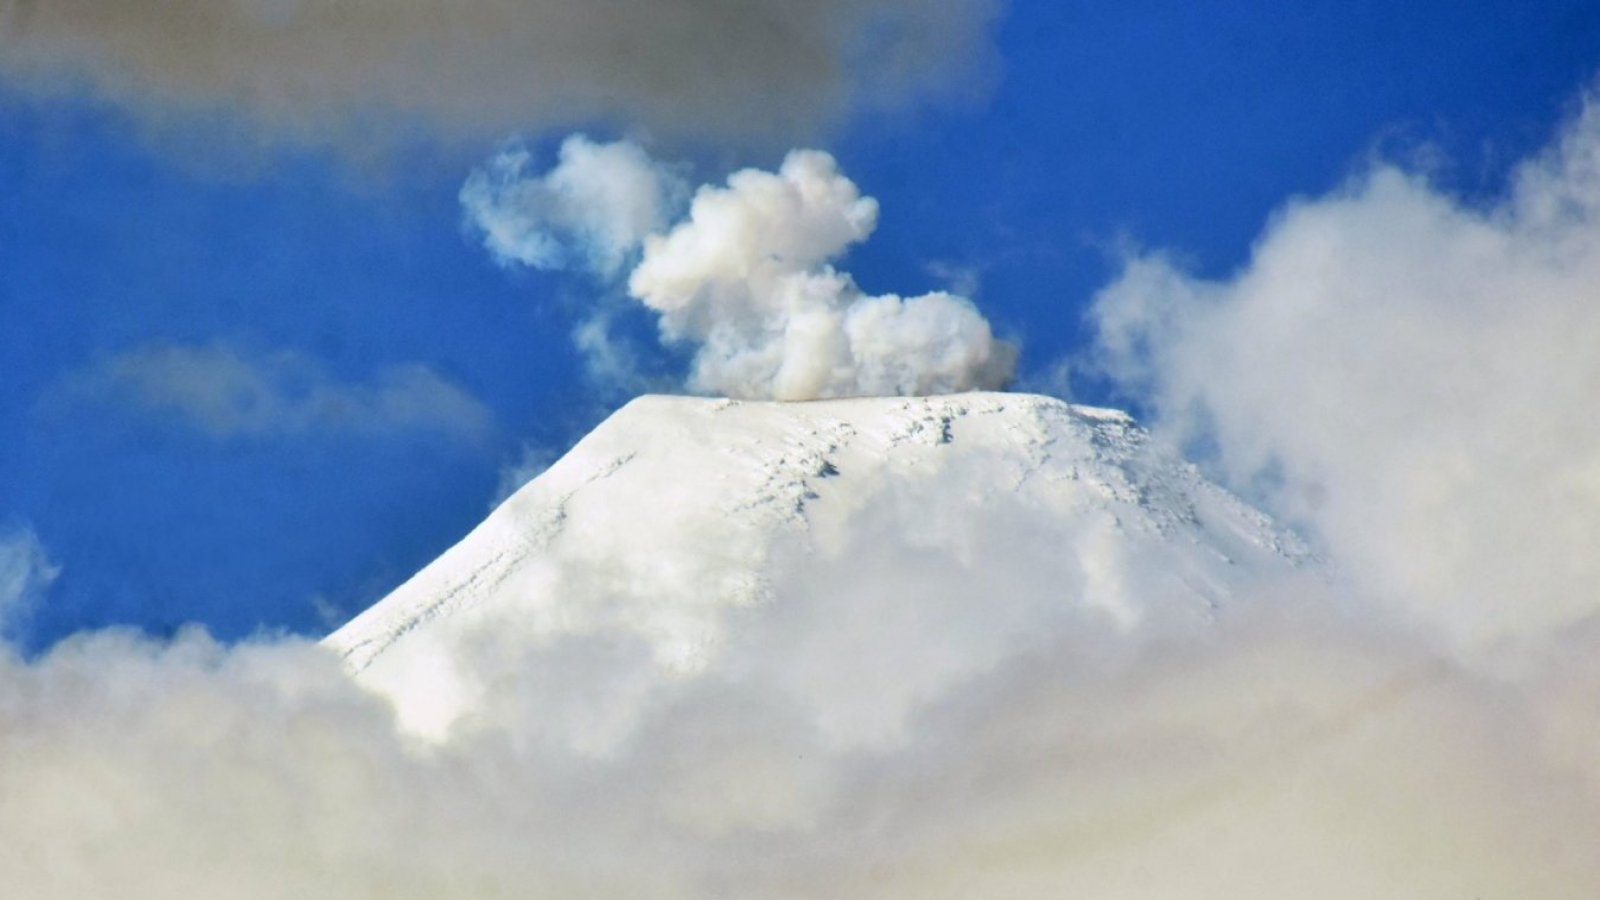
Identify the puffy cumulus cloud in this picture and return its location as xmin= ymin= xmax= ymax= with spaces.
xmin=0 ymin=0 xmax=1001 ymax=150
xmin=0 ymin=524 xmax=58 ymax=633
xmin=463 ymin=139 xmax=1016 ymax=399
xmin=54 ymin=343 xmax=492 ymax=443
xmin=1089 ymin=90 xmax=1600 ymax=649
xmin=4 ymin=478 xmax=1600 ymax=897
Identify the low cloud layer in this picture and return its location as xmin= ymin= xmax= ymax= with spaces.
xmin=1090 ymin=90 xmax=1600 ymax=649
xmin=464 ymin=138 xmax=1016 ymax=399
xmin=0 ymin=0 xmax=999 ymax=149
xmin=3 ymin=463 xmax=1600 ymax=897
xmin=52 ymin=343 xmax=493 ymax=444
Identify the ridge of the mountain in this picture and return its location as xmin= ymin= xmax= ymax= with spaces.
xmin=326 ymin=392 xmax=1313 ymax=742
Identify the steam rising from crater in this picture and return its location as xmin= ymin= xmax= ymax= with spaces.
xmin=462 ymin=137 xmax=1016 ymax=400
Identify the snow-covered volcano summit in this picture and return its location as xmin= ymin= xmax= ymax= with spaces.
xmin=327 ymin=393 xmax=1313 ymax=743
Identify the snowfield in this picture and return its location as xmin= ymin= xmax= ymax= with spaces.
xmin=328 ymin=392 xmax=1314 ymax=744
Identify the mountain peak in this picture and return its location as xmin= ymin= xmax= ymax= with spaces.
xmin=327 ymin=392 xmax=1311 ymax=744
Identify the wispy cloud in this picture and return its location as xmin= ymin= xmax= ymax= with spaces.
xmin=461 ymin=136 xmax=689 ymax=277
xmin=55 ymin=343 xmax=493 ymax=444
xmin=0 ymin=525 xmax=58 ymax=635
xmin=488 ymin=442 xmax=559 ymax=510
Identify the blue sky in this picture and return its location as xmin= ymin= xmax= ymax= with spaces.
xmin=3 ymin=0 xmax=1598 ymax=650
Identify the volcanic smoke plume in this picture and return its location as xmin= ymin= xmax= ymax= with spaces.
xmin=462 ymin=137 xmax=1017 ymax=400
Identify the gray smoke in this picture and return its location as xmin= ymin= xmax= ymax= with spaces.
xmin=0 ymin=0 xmax=1001 ymax=149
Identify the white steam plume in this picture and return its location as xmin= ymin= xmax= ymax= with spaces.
xmin=463 ymin=139 xmax=1016 ymax=400
xmin=1090 ymin=89 xmax=1600 ymax=649
xmin=630 ymin=150 xmax=1015 ymax=399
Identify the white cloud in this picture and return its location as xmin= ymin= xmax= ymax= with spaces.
xmin=464 ymin=141 xmax=1017 ymax=400
xmin=461 ymin=136 xmax=688 ymax=276
xmin=3 ymin=483 xmax=1599 ymax=897
xmin=0 ymin=389 xmax=1595 ymax=896
xmin=60 ymin=343 xmax=493 ymax=443
xmin=1089 ymin=90 xmax=1600 ymax=649
xmin=0 ymin=525 xmax=58 ymax=633
xmin=0 ymin=0 xmax=1001 ymax=150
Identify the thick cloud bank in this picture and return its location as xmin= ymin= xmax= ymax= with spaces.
xmin=0 ymin=0 xmax=999 ymax=148
xmin=4 ymin=479 xmax=1600 ymax=897
xmin=1091 ymin=91 xmax=1600 ymax=649
xmin=464 ymin=138 xmax=1016 ymax=399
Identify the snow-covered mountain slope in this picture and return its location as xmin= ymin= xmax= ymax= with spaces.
xmin=326 ymin=393 xmax=1315 ymax=744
